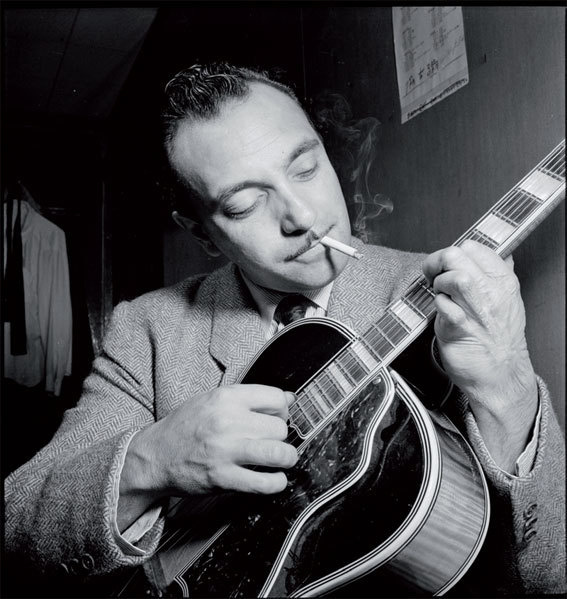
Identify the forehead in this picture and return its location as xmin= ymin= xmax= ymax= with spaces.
xmin=170 ymin=83 xmax=318 ymax=201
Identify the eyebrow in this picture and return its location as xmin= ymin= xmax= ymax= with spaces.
xmin=215 ymin=137 xmax=321 ymax=205
xmin=287 ymin=138 xmax=321 ymax=168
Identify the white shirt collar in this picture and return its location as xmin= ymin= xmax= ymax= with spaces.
xmin=240 ymin=269 xmax=334 ymax=331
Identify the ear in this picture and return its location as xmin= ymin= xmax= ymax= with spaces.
xmin=171 ymin=211 xmax=222 ymax=257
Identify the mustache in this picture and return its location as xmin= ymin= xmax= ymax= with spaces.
xmin=284 ymin=227 xmax=331 ymax=261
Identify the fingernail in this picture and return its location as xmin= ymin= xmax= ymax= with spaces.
xmin=285 ymin=392 xmax=295 ymax=405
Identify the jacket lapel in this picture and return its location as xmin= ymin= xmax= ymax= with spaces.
xmin=207 ymin=239 xmax=401 ymax=385
xmin=208 ymin=264 xmax=267 ymax=384
xmin=328 ymin=238 xmax=390 ymax=334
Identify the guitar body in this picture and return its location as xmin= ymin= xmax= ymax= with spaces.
xmin=138 ymin=319 xmax=489 ymax=598
xmin=115 ymin=140 xmax=565 ymax=597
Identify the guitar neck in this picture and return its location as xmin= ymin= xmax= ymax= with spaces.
xmin=456 ymin=140 xmax=566 ymax=259
xmin=292 ymin=141 xmax=565 ymax=438
xmin=361 ymin=140 xmax=565 ymax=366
xmin=360 ymin=139 xmax=566 ymax=370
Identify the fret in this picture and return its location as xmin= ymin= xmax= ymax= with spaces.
xmin=359 ymin=335 xmax=385 ymax=364
xmin=406 ymin=282 xmax=436 ymax=319
xmin=304 ymin=399 xmax=324 ymax=426
xmin=495 ymin=191 xmax=539 ymax=225
xmin=541 ymin=166 xmax=564 ymax=181
xmin=334 ymin=355 xmax=359 ymax=386
xmin=417 ymin=279 xmax=437 ymax=300
xmin=294 ymin=400 xmax=318 ymax=429
xmin=315 ymin=371 xmax=343 ymax=406
xmin=389 ymin=309 xmax=412 ymax=334
xmin=402 ymin=294 xmax=425 ymax=318
xmin=466 ymin=228 xmax=500 ymax=250
xmin=365 ymin=321 xmax=402 ymax=362
xmin=517 ymin=168 xmax=563 ymax=201
xmin=369 ymin=322 xmax=395 ymax=351
xmin=291 ymin=407 xmax=312 ymax=436
xmin=351 ymin=339 xmax=381 ymax=371
xmin=307 ymin=380 xmax=333 ymax=414
xmin=492 ymin=207 xmax=518 ymax=227
xmin=507 ymin=186 xmax=544 ymax=205
xmin=381 ymin=314 xmax=411 ymax=345
xmin=390 ymin=298 xmax=426 ymax=331
xmin=326 ymin=361 xmax=353 ymax=395
xmin=474 ymin=211 xmax=517 ymax=246
xmin=303 ymin=390 xmax=327 ymax=419
xmin=340 ymin=346 xmax=370 ymax=382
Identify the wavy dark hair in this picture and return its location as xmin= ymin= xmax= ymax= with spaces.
xmin=162 ymin=62 xmax=300 ymax=220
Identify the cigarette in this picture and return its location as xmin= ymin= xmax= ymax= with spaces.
xmin=320 ymin=236 xmax=363 ymax=259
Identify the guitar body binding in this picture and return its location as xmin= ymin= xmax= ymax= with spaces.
xmin=144 ymin=319 xmax=489 ymax=598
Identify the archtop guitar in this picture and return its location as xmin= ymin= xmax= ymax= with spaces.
xmin=117 ymin=140 xmax=565 ymax=597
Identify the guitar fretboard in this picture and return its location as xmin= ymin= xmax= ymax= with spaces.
xmin=289 ymin=141 xmax=565 ymax=439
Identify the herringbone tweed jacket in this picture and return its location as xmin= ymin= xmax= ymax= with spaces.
xmin=5 ymin=241 xmax=566 ymax=596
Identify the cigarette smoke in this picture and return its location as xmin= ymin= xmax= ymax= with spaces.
xmin=312 ymin=91 xmax=392 ymax=244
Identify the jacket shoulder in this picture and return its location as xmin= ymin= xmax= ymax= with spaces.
xmin=359 ymin=240 xmax=427 ymax=298
xmin=105 ymin=263 xmax=235 ymax=342
xmin=362 ymin=241 xmax=427 ymax=271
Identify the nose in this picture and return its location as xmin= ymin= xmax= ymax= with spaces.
xmin=280 ymin=189 xmax=316 ymax=235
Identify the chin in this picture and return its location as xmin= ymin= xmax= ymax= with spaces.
xmin=284 ymin=258 xmax=347 ymax=292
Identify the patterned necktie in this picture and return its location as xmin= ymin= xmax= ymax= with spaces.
xmin=274 ymin=294 xmax=312 ymax=326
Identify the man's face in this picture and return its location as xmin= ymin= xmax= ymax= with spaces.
xmin=170 ymin=83 xmax=352 ymax=292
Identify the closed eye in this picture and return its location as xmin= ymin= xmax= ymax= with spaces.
xmin=294 ymin=162 xmax=319 ymax=180
xmin=224 ymin=192 xmax=267 ymax=219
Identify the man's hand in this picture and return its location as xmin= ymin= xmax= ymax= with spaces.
xmin=117 ymin=384 xmax=297 ymax=531
xmin=423 ymin=240 xmax=538 ymax=471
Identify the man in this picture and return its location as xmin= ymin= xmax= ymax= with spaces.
xmin=5 ymin=63 xmax=565 ymax=596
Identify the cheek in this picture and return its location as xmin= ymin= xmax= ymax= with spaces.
xmin=213 ymin=225 xmax=277 ymax=266
xmin=320 ymin=166 xmax=347 ymax=208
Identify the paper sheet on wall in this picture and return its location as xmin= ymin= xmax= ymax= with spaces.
xmin=393 ymin=6 xmax=469 ymax=123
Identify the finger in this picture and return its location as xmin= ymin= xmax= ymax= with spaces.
xmin=423 ymin=245 xmax=484 ymax=284
xmin=237 ymin=385 xmax=293 ymax=420
xmin=236 ymin=439 xmax=298 ymax=469
xmin=459 ymin=239 xmax=512 ymax=274
xmin=229 ymin=411 xmax=289 ymax=441
xmin=434 ymin=292 xmax=467 ymax=330
xmin=220 ymin=466 xmax=289 ymax=494
xmin=431 ymin=269 xmax=482 ymax=318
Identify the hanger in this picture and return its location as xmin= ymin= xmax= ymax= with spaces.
xmin=17 ymin=181 xmax=41 ymax=213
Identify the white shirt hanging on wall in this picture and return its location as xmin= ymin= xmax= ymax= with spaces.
xmin=3 ymin=200 xmax=73 ymax=396
xmin=393 ymin=6 xmax=469 ymax=123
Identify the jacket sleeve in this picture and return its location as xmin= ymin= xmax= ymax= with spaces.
xmin=4 ymin=299 xmax=165 ymax=582
xmin=457 ymin=377 xmax=566 ymax=595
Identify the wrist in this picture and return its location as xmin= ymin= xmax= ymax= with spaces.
xmin=471 ymin=378 xmax=539 ymax=472
xmin=117 ymin=427 xmax=165 ymax=532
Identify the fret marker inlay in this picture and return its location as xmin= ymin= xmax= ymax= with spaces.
xmin=518 ymin=169 xmax=563 ymax=201
xmin=391 ymin=299 xmax=425 ymax=331
xmin=476 ymin=213 xmax=516 ymax=245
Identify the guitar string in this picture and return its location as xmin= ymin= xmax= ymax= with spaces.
xmin=130 ymin=143 xmax=565 ymax=573
xmin=454 ymin=144 xmax=564 ymax=249
xmin=286 ymin=298 xmax=435 ymax=435
xmin=287 ymin=320 xmax=401 ymax=431
xmin=287 ymin=280 xmax=440 ymax=425
xmin=474 ymin=147 xmax=564 ymax=233
xmin=286 ymin=144 xmax=565 ymax=432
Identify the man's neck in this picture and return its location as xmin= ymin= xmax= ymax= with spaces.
xmin=239 ymin=269 xmax=334 ymax=331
